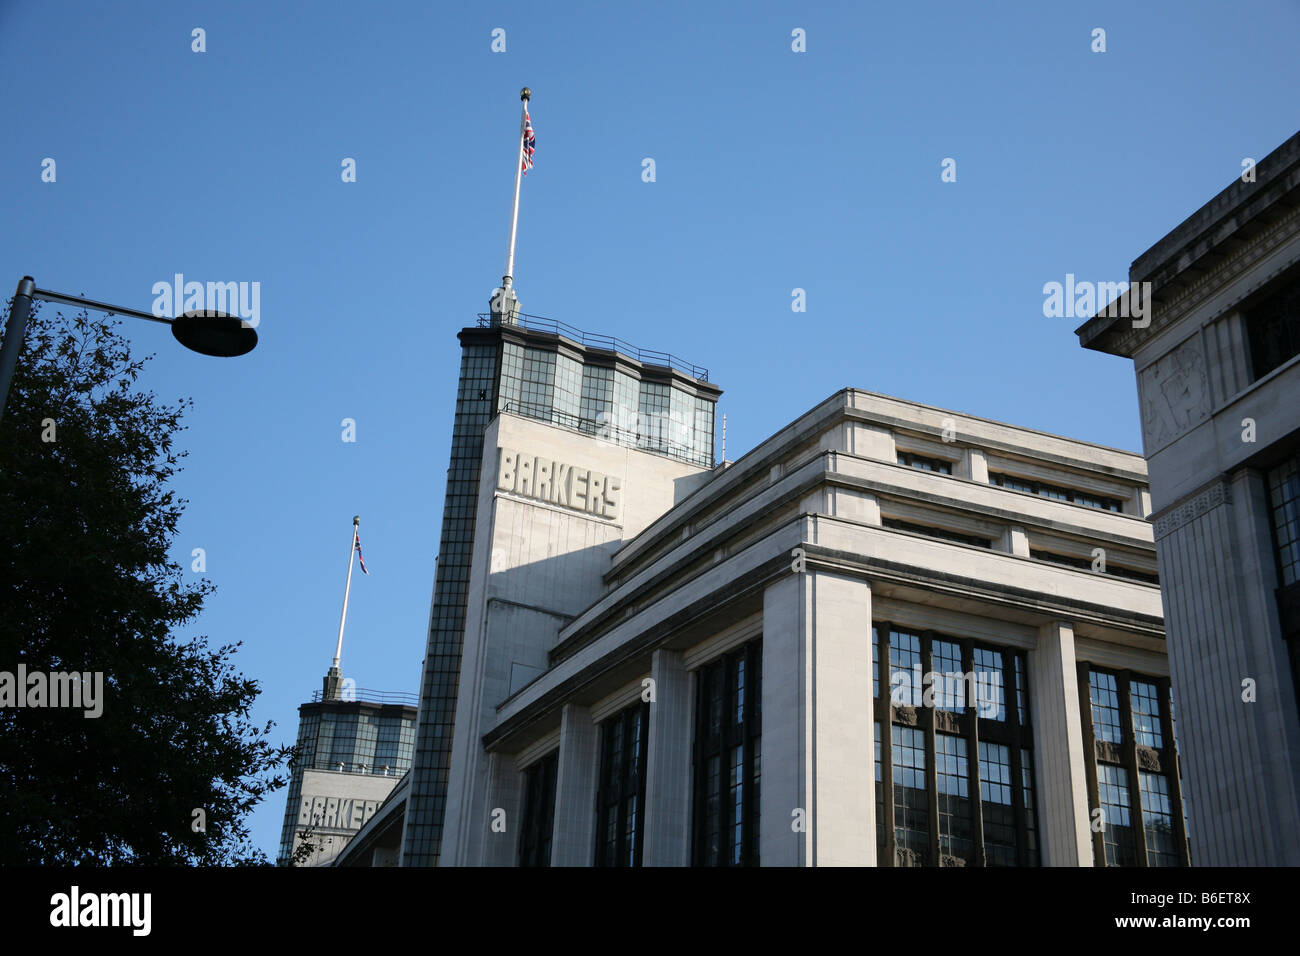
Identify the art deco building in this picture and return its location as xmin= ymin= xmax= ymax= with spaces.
xmin=277 ymin=670 xmax=416 ymax=867
xmin=398 ymin=296 xmax=718 ymax=866
xmin=344 ymin=305 xmax=1191 ymax=867
xmin=1077 ymin=129 xmax=1300 ymax=865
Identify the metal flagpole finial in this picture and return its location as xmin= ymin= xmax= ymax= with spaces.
xmin=520 ymin=87 xmax=531 ymax=101
xmin=353 ymin=515 xmax=360 ymax=526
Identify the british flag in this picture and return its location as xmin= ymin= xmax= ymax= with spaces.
xmin=521 ymin=110 xmax=536 ymax=174
xmin=354 ymin=534 xmax=369 ymax=575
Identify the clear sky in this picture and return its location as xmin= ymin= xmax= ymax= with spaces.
xmin=2 ymin=0 xmax=1297 ymax=860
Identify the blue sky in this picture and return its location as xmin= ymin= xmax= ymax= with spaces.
xmin=2 ymin=0 xmax=1297 ymax=859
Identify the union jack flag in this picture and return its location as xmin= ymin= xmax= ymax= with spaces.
xmin=354 ymin=533 xmax=369 ymax=575
xmin=521 ymin=110 xmax=536 ymax=174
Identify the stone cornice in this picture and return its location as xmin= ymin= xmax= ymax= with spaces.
xmin=1080 ymin=200 xmax=1300 ymax=358
xmin=1077 ymin=129 xmax=1300 ymax=357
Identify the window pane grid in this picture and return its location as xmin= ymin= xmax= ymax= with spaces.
xmin=1130 ymin=680 xmax=1163 ymax=748
xmin=892 ymin=725 xmax=929 ymax=864
xmin=989 ymin=471 xmax=1122 ymax=511
xmin=936 ymin=734 xmax=972 ymax=862
xmin=1268 ymin=451 xmax=1300 ymax=586
xmin=1098 ymin=764 xmax=1136 ymax=867
xmin=692 ymin=640 xmax=761 ymax=866
xmin=1089 ymin=671 xmax=1122 ymax=744
xmin=979 ymin=741 xmax=1018 ymax=867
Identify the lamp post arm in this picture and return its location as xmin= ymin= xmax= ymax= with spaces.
xmin=32 ymin=288 xmax=173 ymax=325
xmin=1 ymin=278 xmax=178 ymax=424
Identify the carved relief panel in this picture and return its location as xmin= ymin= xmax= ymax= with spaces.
xmin=1138 ymin=338 xmax=1212 ymax=450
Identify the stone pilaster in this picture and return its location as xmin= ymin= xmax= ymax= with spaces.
xmin=642 ymin=649 xmax=693 ymax=866
xmin=1029 ymin=621 xmax=1094 ymax=865
xmin=550 ymin=703 xmax=600 ymax=865
xmin=761 ymin=570 xmax=875 ymax=866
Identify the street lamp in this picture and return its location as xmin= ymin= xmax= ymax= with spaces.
xmin=0 ymin=275 xmax=257 ymax=421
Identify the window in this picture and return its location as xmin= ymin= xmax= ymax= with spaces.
xmin=1130 ymin=680 xmax=1162 ymax=748
xmin=1029 ymin=548 xmax=1160 ymax=585
xmin=1267 ymin=451 xmax=1300 ymax=717
xmin=979 ymin=741 xmax=1017 ymax=867
xmin=888 ymin=628 xmax=922 ymax=707
xmin=1247 ymin=272 xmax=1300 ymax=379
xmin=898 ymin=451 xmax=953 ymax=475
xmin=595 ymin=701 xmax=650 ymax=867
xmin=892 ymin=725 xmax=929 ymax=863
xmin=932 ymin=640 xmax=964 ymax=713
xmin=519 ymin=750 xmax=559 ymax=867
xmin=1098 ymin=764 xmax=1136 ymax=866
xmin=874 ymin=623 xmax=1037 ymax=866
xmin=692 ymin=640 xmax=761 ymax=866
xmin=637 ymin=382 xmax=671 ymax=455
xmin=1268 ymin=451 xmax=1300 ymax=588
xmin=498 ymin=341 xmax=714 ymax=468
xmin=872 ymin=627 xmax=880 ymax=699
xmin=874 ymin=720 xmax=885 ymax=857
xmin=936 ymin=734 xmax=972 ymax=861
xmin=1088 ymin=671 xmax=1122 ymax=744
xmin=990 ymin=472 xmax=1123 ymax=512
xmin=882 ymin=517 xmax=992 ymax=549
xmin=1139 ymin=772 xmax=1179 ymax=867
xmin=1020 ymin=748 xmax=1039 ymax=863
xmin=1080 ymin=666 xmax=1188 ymax=867
xmin=971 ymin=646 xmax=1006 ymax=722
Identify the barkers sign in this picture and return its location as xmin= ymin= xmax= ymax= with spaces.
xmin=299 ymin=794 xmax=381 ymax=831
xmin=497 ymin=448 xmax=622 ymax=520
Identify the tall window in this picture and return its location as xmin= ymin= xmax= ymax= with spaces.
xmin=1088 ymin=671 xmax=1123 ymax=744
xmin=978 ymin=741 xmax=1017 ymax=867
xmin=874 ymin=721 xmax=885 ymax=858
xmin=595 ymin=701 xmax=650 ymax=867
xmin=637 ymin=382 xmax=671 ymax=455
xmin=1247 ymin=272 xmax=1300 ymax=380
xmin=1079 ymin=665 xmax=1189 ymax=867
xmin=1267 ymin=450 xmax=1300 ymax=715
xmin=692 ymin=640 xmax=762 ymax=866
xmin=935 ymin=734 xmax=972 ymax=861
xmin=1097 ymin=764 xmax=1136 ymax=866
xmin=873 ymin=623 xmax=1038 ymax=866
xmin=1268 ymin=451 xmax=1300 ymax=587
xmin=892 ymin=725 xmax=929 ymax=860
xmin=519 ymin=750 xmax=559 ymax=867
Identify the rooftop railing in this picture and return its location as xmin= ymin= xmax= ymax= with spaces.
xmin=302 ymin=759 xmax=413 ymax=777
xmin=476 ymin=312 xmax=710 ymax=382
xmin=310 ymin=689 xmax=419 ymax=706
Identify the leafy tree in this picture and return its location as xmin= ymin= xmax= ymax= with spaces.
xmin=0 ymin=300 xmax=291 ymax=864
xmin=289 ymin=821 xmax=323 ymax=867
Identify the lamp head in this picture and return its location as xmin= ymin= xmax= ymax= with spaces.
xmin=170 ymin=311 xmax=258 ymax=357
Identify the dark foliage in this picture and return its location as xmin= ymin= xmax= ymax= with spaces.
xmin=0 ymin=302 xmax=291 ymax=864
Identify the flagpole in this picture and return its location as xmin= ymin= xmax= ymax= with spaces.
xmin=502 ymin=87 xmax=531 ymax=291
xmin=332 ymin=515 xmax=360 ymax=671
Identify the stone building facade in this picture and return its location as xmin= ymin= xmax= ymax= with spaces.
xmin=346 ymin=328 xmax=1188 ymax=865
xmin=1077 ymin=129 xmax=1300 ymax=866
